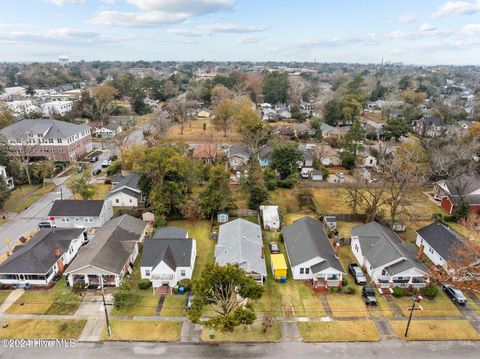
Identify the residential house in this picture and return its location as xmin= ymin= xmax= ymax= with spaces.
xmin=318 ymin=144 xmax=341 ymax=166
xmin=260 ymin=205 xmax=280 ymax=230
xmin=0 ymin=119 xmax=92 ymax=162
xmin=416 ymin=222 xmax=465 ymax=270
xmin=65 ymin=214 xmax=147 ymax=287
xmin=191 ymin=143 xmax=218 ymax=164
xmin=433 ymin=175 xmax=480 ymax=215
xmin=270 ymin=125 xmax=295 ymax=139
xmin=363 ymin=153 xmax=377 ymax=168
xmin=351 ymin=222 xmax=429 ymax=291
xmin=298 ymin=144 xmax=314 ymax=168
xmin=415 ymin=117 xmax=446 ymax=137
xmin=94 ymin=124 xmax=122 ymax=138
xmin=0 ymin=165 xmax=14 ymax=190
xmin=310 ymin=170 xmax=323 ymax=181
xmin=258 ymin=146 xmax=273 ymax=167
xmin=215 ymin=219 xmax=267 ymax=283
xmin=196 ymin=110 xmax=211 ymax=120
xmin=106 ymin=173 xmax=144 ymax=208
xmin=42 ymin=101 xmax=73 ymax=117
xmin=0 ymin=228 xmax=86 ymax=287
xmin=294 ymin=123 xmax=313 ymax=138
xmin=282 ymin=217 xmax=344 ymax=287
xmin=140 ymin=229 xmax=196 ymax=294
xmin=48 ymin=200 xmax=113 ymax=230
xmin=227 ymin=145 xmax=250 ymax=170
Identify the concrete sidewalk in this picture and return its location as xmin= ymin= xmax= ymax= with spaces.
xmin=0 ymin=289 xmax=24 ymax=314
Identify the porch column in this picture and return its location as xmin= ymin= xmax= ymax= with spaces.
xmin=84 ymin=275 xmax=89 ymax=285
xmin=115 ymin=275 xmax=120 ymax=287
xmin=68 ymin=274 xmax=74 ymax=287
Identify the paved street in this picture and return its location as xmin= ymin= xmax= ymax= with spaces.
xmin=1 ymin=340 xmax=480 ymax=359
xmin=0 ymin=178 xmax=73 ymax=254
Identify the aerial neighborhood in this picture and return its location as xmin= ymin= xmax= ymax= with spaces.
xmin=0 ymin=57 xmax=479 ymax=348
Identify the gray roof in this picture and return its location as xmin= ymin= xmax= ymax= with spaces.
xmin=107 ymin=188 xmax=141 ymax=201
xmin=298 ymin=144 xmax=314 ymax=161
xmin=1 ymin=119 xmax=88 ymax=140
xmin=65 ymin=215 xmax=147 ymax=275
xmin=417 ymin=222 xmax=464 ymax=261
xmin=282 ymin=216 xmax=344 ymax=273
xmin=49 ymin=200 xmax=106 ymax=217
xmin=258 ymin=146 xmax=273 ymax=161
xmin=422 ymin=117 xmax=445 ymax=127
xmin=228 ymin=145 xmax=250 ymax=159
xmin=443 ymin=175 xmax=480 ymax=197
xmin=351 ymin=221 xmax=427 ymax=274
xmin=141 ymin=238 xmax=194 ymax=270
xmin=111 ymin=173 xmax=140 ymax=192
xmin=153 ymin=226 xmax=188 ymax=240
xmin=0 ymin=228 xmax=85 ymax=275
xmin=320 ymin=123 xmax=334 ymax=133
xmin=215 ymin=219 xmax=267 ymax=277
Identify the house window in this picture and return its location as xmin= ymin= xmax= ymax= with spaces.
xmin=75 ymin=218 xmax=80 ymax=222
xmin=300 ymin=268 xmax=304 ymax=274
xmin=381 ymin=269 xmax=387 ymax=276
xmin=145 ymin=269 xmax=151 ymax=276
xmin=305 ymin=268 xmax=310 ymax=275
xmin=129 ymin=199 xmax=132 ymax=203
xmin=180 ymin=270 xmax=186 ymax=277
xmin=115 ymin=199 xmax=119 ymax=203
xmin=354 ymin=244 xmax=359 ymax=252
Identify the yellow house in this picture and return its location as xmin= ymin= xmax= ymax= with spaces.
xmin=271 ymin=254 xmax=288 ymax=281
xmin=196 ymin=110 xmax=211 ymax=120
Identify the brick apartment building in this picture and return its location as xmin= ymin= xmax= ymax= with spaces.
xmin=0 ymin=119 xmax=92 ymax=161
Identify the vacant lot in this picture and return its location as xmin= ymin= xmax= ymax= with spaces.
xmin=110 ymin=291 xmax=159 ymax=317
xmin=166 ymin=119 xmax=242 ymax=143
xmin=3 ymin=183 xmax=55 ymax=213
xmin=102 ymin=320 xmax=182 ymax=341
xmin=201 ymin=322 xmax=281 ymax=342
xmin=394 ymin=289 xmax=462 ymax=317
xmin=327 ymin=293 xmax=370 ymax=318
xmin=160 ymin=295 xmax=186 ymax=317
xmin=298 ymin=321 xmax=379 ymax=342
xmin=389 ymin=320 xmax=480 ymax=341
xmin=0 ymin=319 xmax=86 ymax=339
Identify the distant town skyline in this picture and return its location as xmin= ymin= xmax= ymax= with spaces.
xmin=2 ymin=0 xmax=480 ymax=65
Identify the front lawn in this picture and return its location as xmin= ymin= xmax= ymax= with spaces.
xmin=311 ymin=188 xmax=350 ymax=215
xmin=0 ymin=290 xmax=11 ymax=305
xmin=298 ymin=321 xmax=380 ymax=342
xmin=201 ymin=322 xmax=281 ymax=342
xmin=102 ymin=320 xmax=182 ymax=341
xmin=393 ymin=289 xmax=462 ymax=317
xmin=160 ymin=295 xmax=186 ymax=317
xmin=0 ymin=319 xmax=86 ymax=339
xmin=3 ymin=183 xmax=56 ymax=213
xmin=7 ymin=280 xmax=82 ymax=315
xmin=327 ymin=293 xmax=370 ymax=318
xmin=110 ymin=291 xmax=159 ymax=317
xmin=389 ymin=320 xmax=480 ymax=341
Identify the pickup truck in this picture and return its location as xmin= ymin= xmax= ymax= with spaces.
xmin=362 ymin=286 xmax=377 ymax=306
xmin=348 ymin=263 xmax=367 ymax=285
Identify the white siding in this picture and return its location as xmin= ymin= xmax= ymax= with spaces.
xmin=416 ymin=234 xmax=446 ymax=267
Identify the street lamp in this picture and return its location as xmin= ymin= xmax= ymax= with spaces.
xmin=404 ymin=294 xmax=423 ymax=337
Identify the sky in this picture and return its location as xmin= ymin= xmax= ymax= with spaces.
xmin=2 ymin=0 xmax=480 ymax=64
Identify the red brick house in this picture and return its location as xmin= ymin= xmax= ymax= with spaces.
xmin=1 ymin=119 xmax=92 ymax=162
xmin=433 ymin=176 xmax=480 ymax=215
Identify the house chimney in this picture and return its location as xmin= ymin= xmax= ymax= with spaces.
xmin=334 ymin=243 xmax=340 ymax=258
xmin=417 ymin=244 xmax=424 ymax=261
xmin=54 ymin=247 xmax=61 ymax=257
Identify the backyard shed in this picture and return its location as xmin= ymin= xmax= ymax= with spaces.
xmin=271 ymin=253 xmax=288 ymax=281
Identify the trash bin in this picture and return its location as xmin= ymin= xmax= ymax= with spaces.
xmin=179 ymin=286 xmax=185 ymax=295
xmin=209 ymin=329 xmax=216 ymax=339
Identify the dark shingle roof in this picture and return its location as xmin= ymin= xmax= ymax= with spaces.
xmin=282 ymin=216 xmax=344 ymax=273
xmin=65 ymin=215 xmax=147 ymax=275
xmin=141 ymin=238 xmax=194 ymax=270
xmin=48 ymin=200 xmax=106 ymax=217
xmin=152 ymin=226 xmax=187 ymax=240
xmin=423 ymin=117 xmax=445 ymax=127
xmin=111 ymin=173 xmax=140 ymax=192
xmin=417 ymin=222 xmax=464 ymax=261
xmin=0 ymin=228 xmax=85 ymax=274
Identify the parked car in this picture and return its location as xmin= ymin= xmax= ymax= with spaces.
xmin=443 ymin=284 xmax=467 ymax=305
xmin=269 ymin=241 xmax=280 ymax=254
xmin=92 ymin=168 xmax=102 ymax=176
xmin=335 ymin=172 xmax=345 ymax=178
xmin=38 ymin=220 xmax=55 ymax=229
xmin=101 ymin=159 xmax=112 ymax=168
xmin=362 ymin=286 xmax=377 ymax=305
xmin=348 ymin=263 xmax=367 ymax=285
xmin=90 ymin=156 xmax=98 ymax=162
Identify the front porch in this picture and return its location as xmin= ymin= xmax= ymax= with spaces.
xmin=67 ymin=273 xmax=121 ymax=288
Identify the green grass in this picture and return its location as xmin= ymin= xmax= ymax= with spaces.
xmin=201 ymin=322 xmax=281 ymax=342
xmin=102 ymin=320 xmax=183 ymax=341
xmin=0 ymin=319 xmax=86 ymax=339
xmin=110 ymin=291 xmax=159 ymax=317
xmin=389 ymin=320 xmax=480 ymax=341
xmin=393 ymin=289 xmax=462 ymax=317
xmin=0 ymin=290 xmax=11 ymax=305
xmin=160 ymin=295 xmax=186 ymax=317
xmin=3 ymin=183 xmax=56 ymax=213
xmin=167 ymin=220 xmax=213 ymax=281
xmin=298 ymin=321 xmax=380 ymax=342
xmin=327 ymin=293 xmax=371 ymax=318
xmin=7 ymin=280 xmax=82 ymax=315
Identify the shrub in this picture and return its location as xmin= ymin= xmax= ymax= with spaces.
xmin=277 ymin=175 xmax=297 ymax=189
xmin=178 ymin=279 xmax=192 ymax=292
xmin=72 ymin=281 xmax=85 ymax=294
xmin=104 ymin=179 xmax=112 ymax=185
xmin=392 ymin=287 xmax=403 ymax=298
xmin=137 ymin=279 xmax=152 ymax=290
xmin=423 ymin=284 xmax=439 ymax=299
xmin=342 ymin=286 xmax=356 ymax=295
xmin=113 ymin=290 xmax=131 ymax=308
xmin=342 ymin=278 xmax=348 ymax=286
xmin=106 ymin=160 xmax=122 ymax=176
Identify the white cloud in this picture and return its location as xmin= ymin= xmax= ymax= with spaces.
xmin=388 ymin=30 xmax=417 ymax=40
xmin=237 ymin=36 xmax=258 ymax=44
xmin=126 ymin=0 xmax=234 ymax=15
xmin=168 ymin=23 xmax=267 ymax=36
xmin=462 ymin=23 xmax=480 ymax=36
xmin=394 ymin=14 xmax=417 ymax=24
xmin=300 ymin=34 xmax=380 ymax=48
xmin=44 ymin=0 xmax=84 ymax=5
xmin=419 ymin=23 xmax=436 ymax=32
xmin=432 ymin=1 xmax=480 ymax=18
xmin=89 ymin=11 xmax=188 ymax=27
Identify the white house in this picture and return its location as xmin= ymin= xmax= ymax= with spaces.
xmin=0 ymin=165 xmax=14 ymax=190
xmin=363 ymin=154 xmax=377 ymax=168
xmin=94 ymin=124 xmax=122 ymax=138
xmin=351 ymin=222 xmax=428 ymax=291
xmin=0 ymin=228 xmax=86 ymax=287
xmin=227 ymin=145 xmax=250 ymax=170
xmin=140 ymin=227 xmax=196 ymax=294
xmin=416 ymin=222 xmax=464 ymax=271
xmin=48 ymin=200 xmax=113 ymax=230
xmin=260 ymin=205 xmax=280 ymax=230
xmin=107 ymin=173 xmax=143 ymax=208
xmin=42 ymin=101 xmax=73 ymax=117
xmin=282 ymin=217 xmax=344 ymax=288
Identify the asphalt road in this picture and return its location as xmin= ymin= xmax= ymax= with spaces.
xmin=1 ymin=341 xmax=480 ymax=359
xmin=0 ymin=180 xmax=73 ymax=254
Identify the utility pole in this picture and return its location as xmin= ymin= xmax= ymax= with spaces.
xmin=100 ymin=275 xmax=112 ymax=337
xmin=404 ymin=294 xmax=422 ymax=337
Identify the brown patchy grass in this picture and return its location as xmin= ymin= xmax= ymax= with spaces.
xmin=102 ymin=320 xmax=182 ymax=341
xmin=327 ymin=293 xmax=371 ymax=318
xmin=393 ymin=289 xmax=462 ymax=317
xmin=0 ymin=319 xmax=86 ymax=339
xmin=389 ymin=320 xmax=480 ymax=341
xmin=298 ymin=321 xmax=380 ymax=342
xmin=166 ymin=119 xmax=242 ymax=143
xmin=201 ymin=322 xmax=281 ymax=342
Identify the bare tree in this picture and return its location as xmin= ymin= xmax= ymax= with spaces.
xmin=168 ymin=99 xmax=192 ymax=136
xmin=0 ymin=132 xmax=40 ymax=185
xmin=143 ymin=110 xmax=172 ymax=145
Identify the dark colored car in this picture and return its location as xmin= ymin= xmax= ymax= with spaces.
xmin=362 ymin=286 xmax=377 ymax=305
xmin=92 ymin=168 xmax=102 ymax=176
xmin=443 ymin=284 xmax=467 ymax=305
xmin=348 ymin=263 xmax=367 ymax=285
xmin=269 ymin=241 xmax=280 ymax=254
xmin=90 ymin=156 xmax=98 ymax=162
xmin=38 ymin=220 xmax=55 ymax=229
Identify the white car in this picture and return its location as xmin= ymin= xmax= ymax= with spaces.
xmin=101 ymin=159 xmax=112 ymax=168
